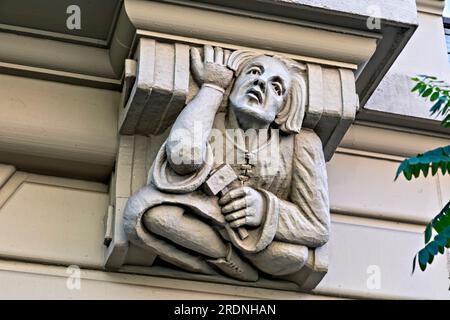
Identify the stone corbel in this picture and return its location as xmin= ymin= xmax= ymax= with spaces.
xmin=104 ymin=36 xmax=359 ymax=292
xmin=119 ymin=39 xmax=190 ymax=136
xmin=416 ymin=0 xmax=446 ymax=15
xmin=304 ymin=64 xmax=359 ymax=161
xmin=102 ymin=0 xmax=415 ymax=293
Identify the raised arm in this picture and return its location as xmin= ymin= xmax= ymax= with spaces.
xmin=166 ymin=45 xmax=233 ymax=175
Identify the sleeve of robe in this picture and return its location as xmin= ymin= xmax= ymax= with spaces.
xmin=273 ymin=128 xmax=330 ymax=247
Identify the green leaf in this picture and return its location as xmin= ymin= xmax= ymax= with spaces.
xmin=444 ymin=226 xmax=450 ymax=237
xmin=441 ymin=162 xmax=448 ymax=175
xmin=426 ymin=241 xmax=439 ymax=255
xmin=435 ymin=234 xmax=447 ymax=247
xmin=430 ymin=97 xmax=446 ymax=115
xmin=412 ymin=164 xmax=421 ymax=178
xmin=418 ymin=249 xmax=428 ymax=271
xmin=396 ymin=146 xmax=450 ymax=180
xmin=403 ymin=165 xmax=413 ymax=180
xmin=420 ymin=163 xmax=430 ymax=178
xmin=440 ymin=102 xmax=450 ymax=116
xmin=411 ymin=75 xmax=450 ymax=126
xmin=412 ymin=201 xmax=450 ymax=272
xmin=442 ymin=113 xmax=450 ymax=128
xmin=422 ymin=87 xmax=433 ymax=97
xmin=424 ymin=224 xmax=432 ymax=244
xmin=411 ymin=254 xmax=417 ymax=275
xmin=430 ymin=92 xmax=440 ymax=101
xmin=411 ymin=82 xmax=423 ymax=92
xmin=432 ymin=162 xmax=439 ymax=175
xmin=418 ymin=83 xmax=427 ymax=94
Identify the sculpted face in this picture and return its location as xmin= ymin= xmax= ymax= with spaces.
xmin=229 ymin=55 xmax=291 ymax=126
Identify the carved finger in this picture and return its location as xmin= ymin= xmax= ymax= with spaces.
xmin=214 ymin=47 xmax=224 ymax=65
xmin=204 ymin=45 xmax=214 ymax=63
xmin=218 ymin=187 xmax=246 ymax=206
xmin=190 ymin=47 xmax=203 ymax=81
xmin=223 ymin=49 xmax=231 ymax=66
xmin=229 ymin=218 xmax=246 ymax=229
xmin=221 ymin=198 xmax=247 ymax=214
xmin=224 ymin=209 xmax=247 ymax=222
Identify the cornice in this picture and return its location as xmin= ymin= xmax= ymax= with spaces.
xmin=124 ymin=0 xmax=417 ymax=107
xmin=124 ymin=0 xmax=379 ymax=67
xmin=0 ymin=1 xmax=134 ymax=90
xmin=416 ymin=0 xmax=445 ymax=15
xmin=0 ymin=0 xmax=418 ymax=104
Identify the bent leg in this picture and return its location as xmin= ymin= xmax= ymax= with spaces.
xmin=244 ymin=242 xmax=308 ymax=276
xmin=134 ymin=227 xmax=218 ymax=275
xmin=143 ymin=204 xmax=228 ymax=258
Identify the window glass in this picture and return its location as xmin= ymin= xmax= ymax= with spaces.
xmin=445 ymin=0 xmax=450 ymax=18
xmin=444 ymin=1 xmax=450 ymax=63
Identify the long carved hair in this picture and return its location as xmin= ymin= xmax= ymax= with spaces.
xmin=227 ymin=50 xmax=307 ymax=134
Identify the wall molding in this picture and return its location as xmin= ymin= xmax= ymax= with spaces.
xmin=416 ymin=0 xmax=446 ymax=15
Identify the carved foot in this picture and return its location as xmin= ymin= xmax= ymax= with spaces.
xmin=208 ymin=244 xmax=258 ymax=282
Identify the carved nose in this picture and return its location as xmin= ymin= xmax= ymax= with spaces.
xmin=253 ymin=79 xmax=265 ymax=92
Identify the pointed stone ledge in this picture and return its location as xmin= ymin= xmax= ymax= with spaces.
xmin=417 ymin=0 xmax=445 ymax=15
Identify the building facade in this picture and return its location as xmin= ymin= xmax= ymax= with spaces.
xmin=0 ymin=0 xmax=448 ymax=299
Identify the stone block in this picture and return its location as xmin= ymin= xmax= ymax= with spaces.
xmin=119 ymin=39 xmax=190 ymax=136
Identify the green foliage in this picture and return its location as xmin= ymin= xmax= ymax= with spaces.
xmin=412 ymin=201 xmax=450 ymax=272
xmin=405 ymin=75 xmax=450 ymax=273
xmin=411 ymin=75 xmax=450 ymax=128
xmin=395 ymin=146 xmax=450 ymax=181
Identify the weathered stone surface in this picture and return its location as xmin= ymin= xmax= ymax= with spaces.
xmin=119 ymin=39 xmax=190 ymax=136
xmin=200 ymin=0 xmax=417 ymax=25
xmin=306 ymin=65 xmax=358 ymax=161
xmin=117 ymin=44 xmax=335 ymax=289
xmin=203 ymin=164 xmax=238 ymax=196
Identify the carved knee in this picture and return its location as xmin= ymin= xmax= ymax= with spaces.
xmin=244 ymin=242 xmax=308 ymax=276
xmin=142 ymin=205 xmax=184 ymax=235
xmin=142 ymin=204 xmax=227 ymax=258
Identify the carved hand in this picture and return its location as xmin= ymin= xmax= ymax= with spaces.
xmin=191 ymin=45 xmax=234 ymax=90
xmin=219 ymin=186 xmax=265 ymax=228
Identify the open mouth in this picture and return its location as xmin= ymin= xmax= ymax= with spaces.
xmin=246 ymin=87 xmax=263 ymax=104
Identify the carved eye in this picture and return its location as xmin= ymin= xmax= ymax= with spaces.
xmin=271 ymin=82 xmax=283 ymax=96
xmin=247 ymin=67 xmax=261 ymax=76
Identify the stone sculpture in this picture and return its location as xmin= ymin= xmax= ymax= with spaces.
xmin=123 ymin=45 xmax=330 ymax=282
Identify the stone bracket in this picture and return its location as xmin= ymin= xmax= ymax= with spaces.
xmin=304 ymin=64 xmax=359 ymax=161
xmin=119 ymin=38 xmax=190 ymax=136
xmin=106 ymin=35 xmax=360 ymax=290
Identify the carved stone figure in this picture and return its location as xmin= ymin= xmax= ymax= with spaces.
xmin=123 ymin=45 xmax=330 ymax=282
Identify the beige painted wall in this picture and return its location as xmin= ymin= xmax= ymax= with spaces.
xmin=366 ymin=9 xmax=450 ymax=120
xmin=0 ymin=1 xmax=449 ymax=300
xmin=0 ymin=74 xmax=120 ymax=181
xmin=0 ymin=134 xmax=448 ymax=299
